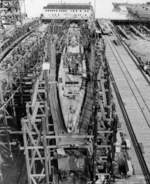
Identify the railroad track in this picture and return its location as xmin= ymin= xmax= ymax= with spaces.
xmin=114 ymin=26 xmax=150 ymax=85
xmin=109 ymin=67 xmax=150 ymax=184
xmin=105 ymin=36 xmax=150 ymax=183
xmin=106 ymin=36 xmax=150 ymax=128
xmin=122 ymin=39 xmax=150 ymax=83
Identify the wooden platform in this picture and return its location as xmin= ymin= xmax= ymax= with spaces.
xmin=105 ymin=35 xmax=150 ymax=176
xmin=111 ymin=83 xmax=146 ymax=184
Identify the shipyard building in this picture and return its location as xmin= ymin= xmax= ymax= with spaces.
xmin=42 ymin=3 xmax=94 ymax=20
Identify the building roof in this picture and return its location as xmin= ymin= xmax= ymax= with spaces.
xmin=43 ymin=3 xmax=91 ymax=10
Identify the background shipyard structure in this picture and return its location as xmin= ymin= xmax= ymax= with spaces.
xmin=126 ymin=2 xmax=150 ymax=20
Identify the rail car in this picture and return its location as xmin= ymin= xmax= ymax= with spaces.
xmin=112 ymin=38 xmax=120 ymax=46
xmin=101 ymin=24 xmax=112 ymax=35
xmin=141 ymin=61 xmax=150 ymax=74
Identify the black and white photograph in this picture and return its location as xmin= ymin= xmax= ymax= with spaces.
xmin=0 ymin=0 xmax=149 ymax=183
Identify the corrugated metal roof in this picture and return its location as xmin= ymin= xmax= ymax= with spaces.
xmin=43 ymin=3 xmax=91 ymax=10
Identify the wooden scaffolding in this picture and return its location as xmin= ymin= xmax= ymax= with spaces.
xmin=21 ymin=65 xmax=57 ymax=184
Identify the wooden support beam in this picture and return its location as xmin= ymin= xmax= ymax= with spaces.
xmin=30 ymin=134 xmax=44 ymax=170
xmin=45 ymin=135 xmax=93 ymax=139
xmin=43 ymin=117 xmax=50 ymax=183
xmin=29 ymin=156 xmax=54 ymax=161
xmin=96 ymin=173 xmax=110 ymax=177
xmin=97 ymin=131 xmax=113 ymax=134
xmin=21 ymin=143 xmax=92 ymax=150
xmin=24 ymin=123 xmax=43 ymax=163
xmin=96 ymin=145 xmax=111 ymax=148
xmin=22 ymin=121 xmax=32 ymax=184
xmin=31 ymin=174 xmax=46 ymax=177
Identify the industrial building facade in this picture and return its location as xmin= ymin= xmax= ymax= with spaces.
xmin=42 ymin=3 xmax=94 ymax=20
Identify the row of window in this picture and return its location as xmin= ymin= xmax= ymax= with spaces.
xmin=45 ymin=9 xmax=89 ymax=13
xmin=47 ymin=13 xmax=89 ymax=17
xmin=45 ymin=9 xmax=67 ymax=12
